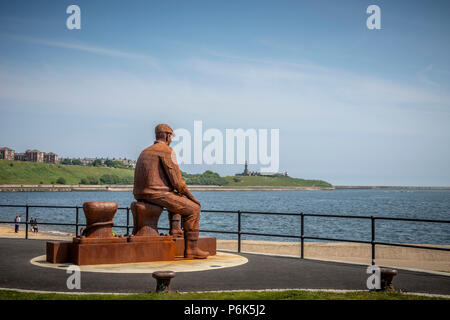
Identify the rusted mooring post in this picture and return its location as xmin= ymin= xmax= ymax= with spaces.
xmin=152 ymin=271 xmax=176 ymax=293
xmin=380 ymin=268 xmax=398 ymax=291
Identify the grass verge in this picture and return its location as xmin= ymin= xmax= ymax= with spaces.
xmin=0 ymin=289 xmax=447 ymax=300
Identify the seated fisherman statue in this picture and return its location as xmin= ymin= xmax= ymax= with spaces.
xmin=133 ymin=123 xmax=209 ymax=259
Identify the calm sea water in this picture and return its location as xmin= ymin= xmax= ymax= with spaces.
xmin=0 ymin=190 xmax=449 ymax=245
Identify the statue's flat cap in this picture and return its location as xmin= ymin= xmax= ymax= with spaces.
xmin=155 ymin=124 xmax=174 ymax=135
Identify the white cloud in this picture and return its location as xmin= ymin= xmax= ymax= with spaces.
xmin=1 ymin=41 xmax=449 ymax=139
xmin=4 ymin=34 xmax=160 ymax=69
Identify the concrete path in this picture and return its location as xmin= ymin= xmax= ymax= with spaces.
xmin=0 ymin=238 xmax=449 ymax=295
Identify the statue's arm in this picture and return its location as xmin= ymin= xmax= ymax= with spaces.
xmin=160 ymin=153 xmax=188 ymax=195
xmin=160 ymin=152 xmax=201 ymax=206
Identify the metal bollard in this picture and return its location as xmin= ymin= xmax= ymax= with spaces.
xmin=152 ymin=271 xmax=176 ymax=293
xmin=380 ymin=268 xmax=398 ymax=291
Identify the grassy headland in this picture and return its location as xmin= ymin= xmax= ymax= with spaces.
xmin=224 ymin=175 xmax=332 ymax=188
xmin=0 ymin=160 xmax=332 ymax=188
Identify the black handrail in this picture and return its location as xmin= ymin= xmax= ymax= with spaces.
xmin=0 ymin=204 xmax=449 ymax=266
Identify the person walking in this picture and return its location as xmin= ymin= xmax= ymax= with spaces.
xmin=14 ymin=215 xmax=21 ymax=233
xmin=33 ymin=218 xmax=38 ymax=233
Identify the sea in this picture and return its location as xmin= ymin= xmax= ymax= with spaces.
xmin=0 ymin=189 xmax=449 ymax=245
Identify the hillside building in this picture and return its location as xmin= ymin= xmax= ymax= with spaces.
xmin=25 ymin=149 xmax=44 ymax=162
xmin=0 ymin=147 xmax=15 ymax=160
xmin=44 ymin=152 xmax=59 ymax=164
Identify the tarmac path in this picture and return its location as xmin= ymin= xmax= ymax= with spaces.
xmin=0 ymin=238 xmax=449 ymax=295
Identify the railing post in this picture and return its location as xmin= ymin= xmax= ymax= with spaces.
xmin=25 ymin=204 xmax=29 ymax=239
xmin=301 ymin=212 xmax=304 ymax=259
xmin=371 ymin=216 xmax=375 ymax=265
xmin=126 ymin=207 xmax=130 ymax=236
xmin=237 ymin=210 xmax=241 ymax=253
xmin=75 ymin=206 xmax=79 ymax=237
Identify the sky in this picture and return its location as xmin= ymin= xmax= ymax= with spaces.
xmin=0 ymin=0 xmax=450 ymax=186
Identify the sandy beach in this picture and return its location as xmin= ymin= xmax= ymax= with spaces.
xmin=1 ymin=224 xmax=449 ymax=273
xmin=217 ymin=240 xmax=450 ymax=273
xmin=0 ymin=224 xmax=74 ymax=241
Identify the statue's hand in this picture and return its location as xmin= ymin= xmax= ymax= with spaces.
xmin=193 ymin=198 xmax=201 ymax=207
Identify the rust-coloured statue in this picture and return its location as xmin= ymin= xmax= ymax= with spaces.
xmin=133 ymin=124 xmax=209 ymax=259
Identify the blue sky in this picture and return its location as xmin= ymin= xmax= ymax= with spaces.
xmin=1 ymin=0 xmax=450 ymax=185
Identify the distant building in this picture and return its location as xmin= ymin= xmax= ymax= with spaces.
xmin=14 ymin=153 xmax=26 ymax=161
xmin=120 ymin=158 xmax=136 ymax=168
xmin=25 ymin=149 xmax=44 ymax=162
xmin=2 ymin=145 xmax=59 ymax=163
xmin=0 ymin=147 xmax=15 ymax=160
xmin=44 ymin=152 xmax=58 ymax=164
xmin=78 ymin=158 xmax=95 ymax=166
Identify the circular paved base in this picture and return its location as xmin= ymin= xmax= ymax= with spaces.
xmin=30 ymin=252 xmax=248 ymax=273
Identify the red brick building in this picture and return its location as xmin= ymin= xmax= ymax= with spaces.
xmin=44 ymin=152 xmax=59 ymax=164
xmin=14 ymin=153 xmax=26 ymax=161
xmin=0 ymin=147 xmax=15 ymax=160
xmin=25 ymin=149 xmax=44 ymax=162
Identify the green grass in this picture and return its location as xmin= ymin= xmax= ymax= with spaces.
xmin=0 ymin=289 xmax=445 ymax=300
xmin=0 ymin=160 xmax=134 ymax=185
xmin=224 ymin=175 xmax=333 ymax=188
xmin=0 ymin=160 xmax=333 ymax=187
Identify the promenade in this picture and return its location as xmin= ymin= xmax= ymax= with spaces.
xmin=1 ymin=225 xmax=449 ymax=273
xmin=0 ymin=237 xmax=449 ymax=296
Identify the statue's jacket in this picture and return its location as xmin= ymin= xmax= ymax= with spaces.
xmin=133 ymin=141 xmax=188 ymax=198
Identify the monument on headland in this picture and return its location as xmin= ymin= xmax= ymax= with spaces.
xmin=235 ymin=160 xmax=288 ymax=177
xmin=46 ymin=124 xmax=215 ymax=265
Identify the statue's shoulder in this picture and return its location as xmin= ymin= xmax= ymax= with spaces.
xmin=147 ymin=142 xmax=172 ymax=154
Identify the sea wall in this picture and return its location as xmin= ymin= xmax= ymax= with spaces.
xmin=0 ymin=185 xmax=335 ymax=192
xmin=2 ymin=184 xmax=448 ymax=192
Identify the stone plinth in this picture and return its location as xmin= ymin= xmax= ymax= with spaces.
xmin=72 ymin=237 xmax=175 ymax=265
xmin=46 ymin=241 xmax=72 ymax=264
xmin=46 ymin=236 xmax=216 ymax=266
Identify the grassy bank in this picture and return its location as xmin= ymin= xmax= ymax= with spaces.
xmin=0 ymin=160 xmax=134 ymax=185
xmin=224 ymin=175 xmax=332 ymax=188
xmin=0 ymin=289 xmax=446 ymax=300
xmin=0 ymin=160 xmax=332 ymax=187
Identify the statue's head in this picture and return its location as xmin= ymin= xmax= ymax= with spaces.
xmin=155 ymin=123 xmax=174 ymax=145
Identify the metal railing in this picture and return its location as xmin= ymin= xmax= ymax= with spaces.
xmin=0 ymin=204 xmax=449 ymax=265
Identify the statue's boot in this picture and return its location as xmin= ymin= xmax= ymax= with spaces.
xmin=184 ymin=230 xmax=209 ymax=259
xmin=168 ymin=212 xmax=183 ymax=238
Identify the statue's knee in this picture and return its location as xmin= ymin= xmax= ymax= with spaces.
xmin=193 ymin=204 xmax=201 ymax=216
